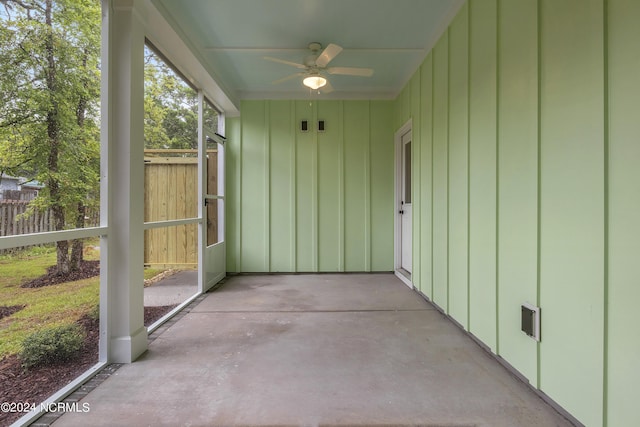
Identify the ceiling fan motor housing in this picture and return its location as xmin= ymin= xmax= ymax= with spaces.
xmin=264 ymin=42 xmax=373 ymax=92
xmin=308 ymin=42 xmax=323 ymax=52
xmin=305 ymin=42 xmax=323 ymax=67
xmin=304 ymin=55 xmax=318 ymax=68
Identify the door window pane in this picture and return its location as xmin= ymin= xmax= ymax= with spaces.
xmin=404 ymin=141 xmax=411 ymax=203
xmin=206 ymin=142 xmax=219 ymax=246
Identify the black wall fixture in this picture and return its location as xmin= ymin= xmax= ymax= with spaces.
xmin=521 ymin=303 xmax=541 ymax=341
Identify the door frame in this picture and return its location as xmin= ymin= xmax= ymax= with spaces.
xmin=394 ymin=119 xmax=413 ymax=289
xmin=198 ymin=91 xmax=226 ymax=294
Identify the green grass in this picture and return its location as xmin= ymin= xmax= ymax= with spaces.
xmin=0 ymin=247 xmax=100 ymax=358
xmin=0 ymin=243 xmax=170 ymax=358
xmin=144 ymin=267 xmax=165 ymax=281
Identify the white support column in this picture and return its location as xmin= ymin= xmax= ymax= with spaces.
xmin=100 ymin=0 xmax=147 ymax=363
xmin=197 ymin=91 xmax=205 ymax=294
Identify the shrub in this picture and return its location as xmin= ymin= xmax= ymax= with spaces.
xmin=19 ymin=324 xmax=84 ymax=368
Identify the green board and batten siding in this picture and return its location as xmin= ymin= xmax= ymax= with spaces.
xmin=468 ymin=0 xmax=497 ymax=353
xmin=431 ymin=31 xmax=449 ymax=312
xmin=226 ymin=100 xmax=394 ymax=273
xmin=496 ymin=0 xmax=538 ymax=386
xmin=226 ymin=1 xmax=640 ymax=425
xmin=393 ymin=0 xmax=640 ymax=426
xmin=447 ymin=3 xmax=469 ymax=328
xmin=607 ymin=1 xmax=640 ymax=426
xmin=539 ymin=0 xmax=605 ymax=419
xmin=418 ymin=54 xmax=433 ymax=301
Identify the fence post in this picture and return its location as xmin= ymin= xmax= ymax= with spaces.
xmin=0 ymin=203 xmax=5 ymax=237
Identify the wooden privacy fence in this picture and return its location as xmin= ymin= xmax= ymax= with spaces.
xmin=0 ymin=151 xmax=216 ymax=264
xmin=2 ymin=189 xmax=38 ymax=201
xmin=144 ymin=149 xmax=218 ymax=268
xmin=0 ymin=201 xmax=99 ymax=253
xmin=0 ymin=201 xmax=55 ymax=238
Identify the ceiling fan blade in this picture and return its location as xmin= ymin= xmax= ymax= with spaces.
xmin=327 ymin=67 xmax=374 ymax=77
xmin=315 ymin=43 xmax=343 ymax=68
xmin=322 ymin=81 xmax=334 ymax=94
xmin=263 ymin=56 xmax=307 ymax=70
xmin=272 ymin=72 xmax=305 ymax=85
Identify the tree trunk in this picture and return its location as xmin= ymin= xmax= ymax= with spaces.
xmin=56 ymin=239 xmax=70 ymax=275
xmin=69 ymin=48 xmax=90 ymax=272
xmin=70 ymin=202 xmax=85 ymax=269
xmin=44 ymin=0 xmax=69 ymax=276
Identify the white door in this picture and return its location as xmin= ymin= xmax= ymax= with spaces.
xmin=400 ymin=130 xmax=412 ymax=273
xmin=202 ymin=138 xmax=226 ymax=291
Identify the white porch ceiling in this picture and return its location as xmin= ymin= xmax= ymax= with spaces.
xmin=151 ymin=0 xmax=463 ymax=103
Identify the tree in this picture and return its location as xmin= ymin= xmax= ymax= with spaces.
xmin=143 ymin=46 xmax=219 ymax=150
xmin=144 ymin=47 xmax=198 ymax=149
xmin=0 ymin=0 xmax=101 ymax=275
xmin=0 ymin=4 xmax=219 ymax=276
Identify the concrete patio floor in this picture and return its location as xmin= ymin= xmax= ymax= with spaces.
xmin=144 ymin=270 xmax=198 ymax=307
xmin=53 ymin=274 xmax=575 ymax=427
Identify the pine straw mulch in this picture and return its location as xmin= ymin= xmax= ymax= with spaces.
xmin=0 ymin=305 xmax=176 ymax=426
xmin=0 ymin=305 xmax=26 ymax=321
xmin=1 ymin=262 xmax=178 ymax=425
xmin=21 ymin=260 xmax=101 ymax=288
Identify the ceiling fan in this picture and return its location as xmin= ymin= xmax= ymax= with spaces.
xmin=264 ymin=42 xmax=374 ymax=92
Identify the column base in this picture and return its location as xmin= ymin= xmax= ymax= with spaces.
xmin=109 ymin=326 xmax=148 ymax=363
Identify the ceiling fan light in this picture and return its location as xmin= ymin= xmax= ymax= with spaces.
xmin=303 ymin=75 xmax=327 ymax=90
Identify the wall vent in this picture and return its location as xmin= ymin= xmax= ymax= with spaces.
xmin=318 ymin=120 xmax=325 ymax=132
xmin=300 ymin=120 xmax=308 ymax=132
xmin=521 ymin=303 xmax=541 ymax=341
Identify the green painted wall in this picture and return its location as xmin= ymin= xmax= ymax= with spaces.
xmin=418 ymin=55 xmax=433 ymax=300
xmin=538 ymin=1 xmax=604 ymax=421
xmin=394 ymin=0 xmax=640 ymax=426
xmin=431 ymin=32 xmax=449 ymax=311
xmin=447 ymin=3 xmax=469 ymax=327
xmin=606 ymin=1 xmax=640 ymax=425
xmin=226 ymin=100 xmax=394 ymax=273
xmin=410 ymin=73 xmax=422 ymax=295
xmin=225 ymin=115 xmax=241 ymax=272
xmin=295 ymin=101 xmax=316 ymax=271
xmin=369 ymin=102 xmax=395 ymax=271
xmin=225 ymin=1 xmax=640 ymax=424
xmin=469 ymin=0 xmax=497 ymax=353
xmin=496 ymin=0 xmax=538 ymax=386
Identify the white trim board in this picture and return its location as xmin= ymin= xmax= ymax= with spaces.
xmin=394 ymin=118 xmax=413 ymax=289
